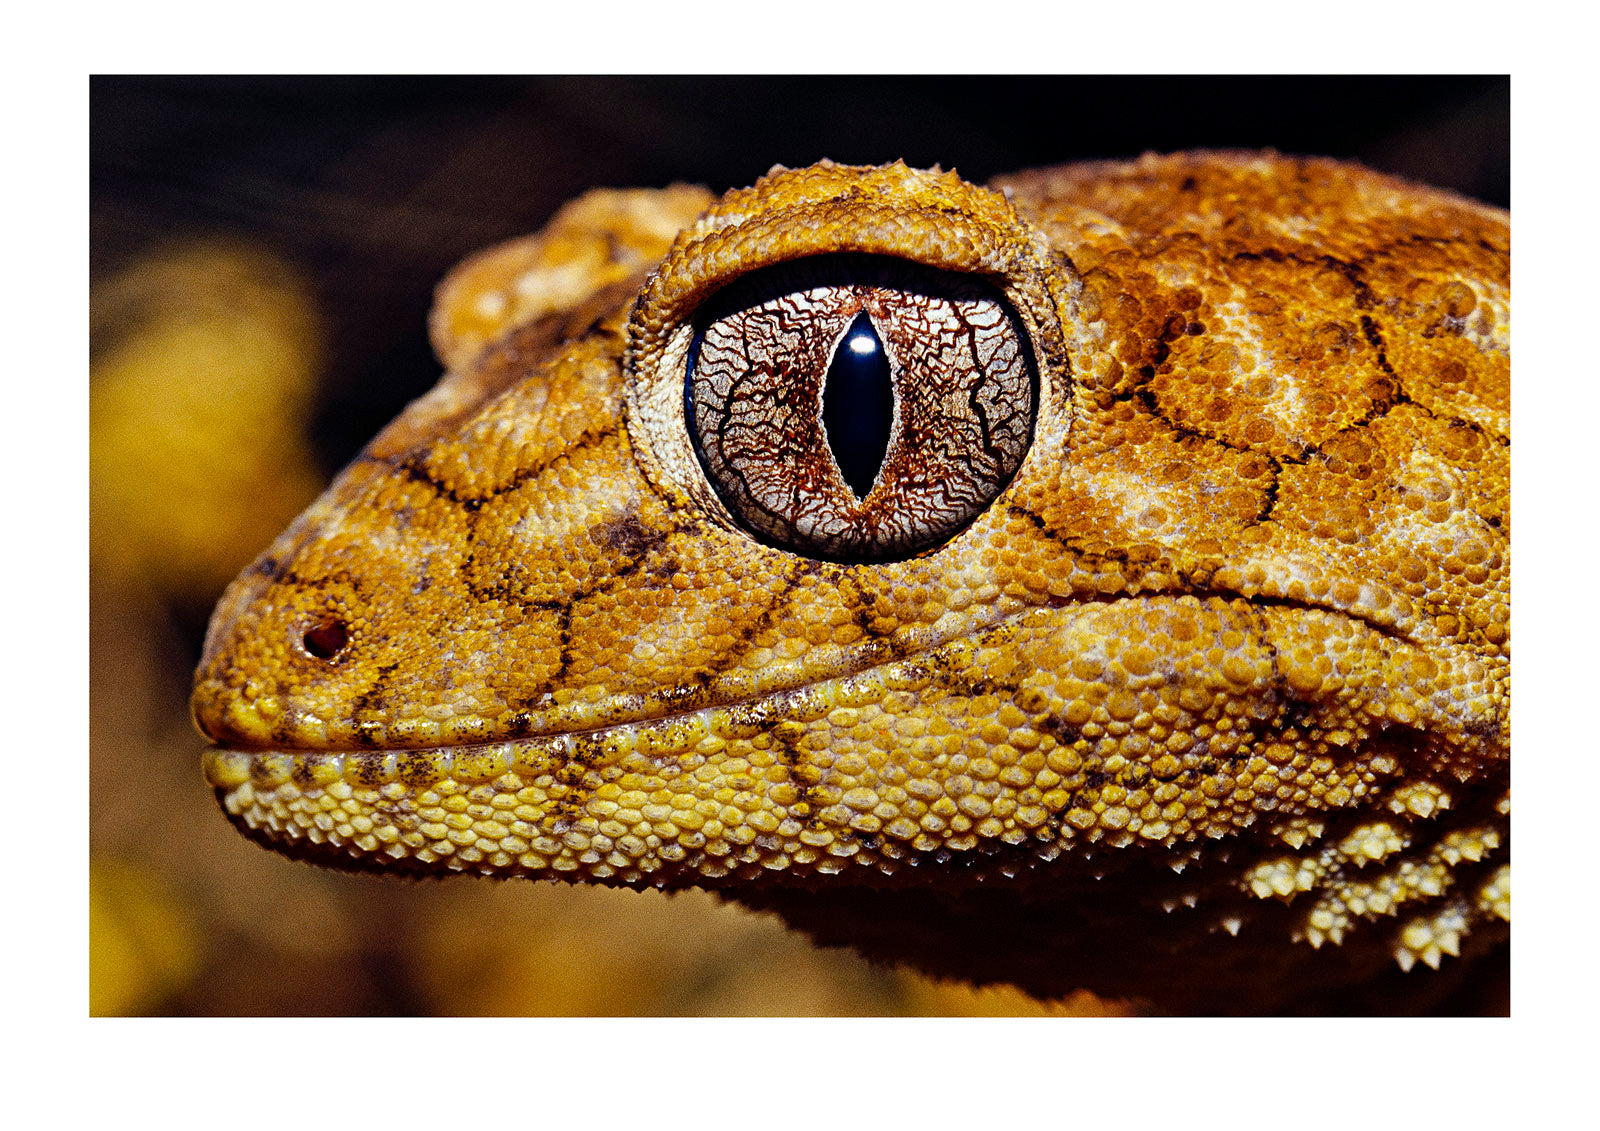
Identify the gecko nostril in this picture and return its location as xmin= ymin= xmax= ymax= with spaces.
xmin=301 ymin=618 xmax=349 ymax=661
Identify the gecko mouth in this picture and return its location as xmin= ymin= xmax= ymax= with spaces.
xmin=201 ymin=548 xmax=1434 ymax=768
xmin=198 ymin=554 xmax=1485 ymax=882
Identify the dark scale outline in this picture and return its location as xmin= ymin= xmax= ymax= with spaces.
xmin=368 ymin=419 xmax=717 ymax=715
xmin=263 ymin=565 xmax=372 ymax=599
xmin=1086 ymin=248 xmax=1507 ymax=636
xmin=371 ymin=421 xmax=621 ymax=512
xmin=698 ymin=556 xmax=829 ymax=680
xmin=1220 ymin=246 xmax=1507 ymax=448
xmin=470 ymin=522 xmax=834 ymax=719
xmin=542 ymin=733 xmax=610 ymax=830
xmin=1275 ymin=306 xmax=1507 ymax=641
xmin=503 ymin=555 xmax=837 ymax=722
xmin=1007 ymin=499 xmax=1431 ymax=653
xmin=345 ymin=661 xmax=402 ymax=743
xmin=1118 ymin=384 xmax=1304 ymax=525
xmin=773 ymin=728 xmax=828 ymax=833
xmin=1004 ymin=502 xmax=1182 ymax=597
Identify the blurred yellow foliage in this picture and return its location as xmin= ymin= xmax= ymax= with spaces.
xmin=89 ymin=861 xmax=200 ymax=1016
xmin=897 ymin=976 xmax=1132 ymax=1017
xmin=414 ymin=882 xmax=908 ymax=1016
xmin=409 ymin=880 xmax=1133 ymax=1015
xmin=90 ymin=243 xmax=326 ymax=597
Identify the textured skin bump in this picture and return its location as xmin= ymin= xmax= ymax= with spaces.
xmin=193 ymin=154 xmax=1509 ymax=1012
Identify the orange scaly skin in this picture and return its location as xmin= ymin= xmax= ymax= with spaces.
xmin=193 ymin=154 xmax=1509 ymax=1013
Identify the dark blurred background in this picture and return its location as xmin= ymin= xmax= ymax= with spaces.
xmin=88 ymin=76 xmax=1509 ymax=1016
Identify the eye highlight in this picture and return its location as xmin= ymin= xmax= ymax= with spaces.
xmin=685 ymin=255 xmax=1037 ymax=562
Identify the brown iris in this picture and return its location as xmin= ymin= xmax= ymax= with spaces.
xmin=685 ymin=255 xmax=1037 ymax=562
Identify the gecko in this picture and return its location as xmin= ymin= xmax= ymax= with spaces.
xmin=191 ymin=152 xmax=1509 ymax=1013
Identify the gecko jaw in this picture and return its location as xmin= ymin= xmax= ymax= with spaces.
xmin=198 ymin=576 xmax=1494 ymax=884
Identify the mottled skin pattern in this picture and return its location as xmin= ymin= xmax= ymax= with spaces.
xmin=193 ymin=153 xmax=1509 ymax=1013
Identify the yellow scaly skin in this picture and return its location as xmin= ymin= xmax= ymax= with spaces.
xmin=193 ymin=154 xmax=1509 ymax=1012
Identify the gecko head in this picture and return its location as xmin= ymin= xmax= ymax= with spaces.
xmin=191 ymin=161 xmax=1072 ymax=758
xmin=193 ymin=157 xmax=1508 ymax=902
xmin=190 ymin=160 xmax=1085 ymax=881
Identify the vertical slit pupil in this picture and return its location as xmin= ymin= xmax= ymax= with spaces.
xmin=822 ymin=312 xmax=894 ymax=499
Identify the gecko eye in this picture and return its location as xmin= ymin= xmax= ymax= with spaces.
xmin=684 ymin=254 xmax=1037 ymax=562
